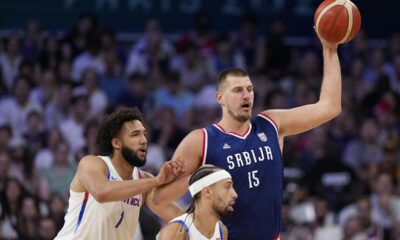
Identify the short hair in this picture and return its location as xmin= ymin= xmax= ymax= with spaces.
xmin=96 ymin=107 xmax=147 ymax=156
xmin=217 ymin=68 xmax=249 ymax=90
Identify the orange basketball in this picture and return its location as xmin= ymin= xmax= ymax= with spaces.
xmin=314 ymin=0 xmax=361 ymax=44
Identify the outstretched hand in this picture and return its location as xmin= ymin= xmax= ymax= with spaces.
xmin=156 ymin=159 xmax=186 ymax=186
xmin=313 ymin=26 xmax=338 ymax=50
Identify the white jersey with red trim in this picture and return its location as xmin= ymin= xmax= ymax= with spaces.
xmin=55 ymin=156 xmax=142 ymax=240
xmin=169 ymin=213 xmax=224 ymax=240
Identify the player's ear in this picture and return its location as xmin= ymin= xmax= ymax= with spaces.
xmin=216 ymin=91 xmax=224 ymax=106
xmin=111 ymin=138 xmax=121 ymax=151
xmin=203 ymin=187 xmax=213 ymax=199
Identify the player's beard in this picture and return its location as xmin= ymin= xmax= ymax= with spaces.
xmin=121 ymin=145 xmax=146 ymax=167
xmin=212 ymin=198 xmax=234 ymax=219
xmin=227 ymin=107 xmax=251 ymax=123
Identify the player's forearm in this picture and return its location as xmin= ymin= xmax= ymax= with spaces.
xmin=93 ymin=177 xmax=160 ymax=203
xmin=152 ymin=176 xmax=189 ymax=205
xmin=147 ymin=191 xmax=184 ymax=222
xmin=319 ymin=45 xmax=342 ymax=116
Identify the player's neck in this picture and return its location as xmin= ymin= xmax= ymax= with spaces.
xmin=218 ymin=118 xmax=250 ymax=135
xmin=193 ymin=205 xmax=219 ymax=238
xmin=111 ymin=154 xmax=134 ymax=180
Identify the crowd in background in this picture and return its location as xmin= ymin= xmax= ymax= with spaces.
xmin=0 ymin=12 xmax=399 ymax=240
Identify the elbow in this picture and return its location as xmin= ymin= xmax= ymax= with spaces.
xmin=151 ymin=189 xmax=168 ymax=206
xmin=151 ymin=190 xmax=162 ymax=206
xmin=331 ymin=106 xmax=342 ymax=118
xmin=320 ymin=101 xmax=342 ymax=119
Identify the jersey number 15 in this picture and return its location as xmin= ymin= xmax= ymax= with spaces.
xmin=248 ymin=170 xmax=259 ymax=188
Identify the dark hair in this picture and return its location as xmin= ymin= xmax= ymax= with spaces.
xmin=186 ymin=165 xmax=222 ymax=214
xmin=96 ymin=107 xmax=147 ymax=156
xmin=128 ymin=73 xmax=146 ymax=83
xmin=217 ymin=68 xmax=249 ymax=90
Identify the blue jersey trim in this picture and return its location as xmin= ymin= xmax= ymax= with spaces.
xmin=171 ymin=220 xmax=191 ymax=238
xmin=115 ymin=211 xmax=125 ymax=228
xmin=74 ymin=192 xmax=89 ymax=233
xmin=219 ymin=222 xmax=223 ymax=239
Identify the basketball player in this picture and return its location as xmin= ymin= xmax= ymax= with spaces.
xmin=159 ymin=165 xmax=237 ymax=240
xmin=55 ymin=107 xmax=185 ymax=240
xmin=153 ymin=37 xmax=342 ymax=239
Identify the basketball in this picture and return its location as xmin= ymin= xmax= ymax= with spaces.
xmin=314 ymin=0 xmax=361 ymax=44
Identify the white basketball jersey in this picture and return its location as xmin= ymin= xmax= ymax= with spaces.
xmin=55 ymin=156 xmax=142 ymax=240
xmin=169 ymin=213 xmax=224 ymax=240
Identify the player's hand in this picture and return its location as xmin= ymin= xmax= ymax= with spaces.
xmin=156 ymin=158 xmax=186 ymax=186
xmin=313 ymin=26 xmax=338 ymax=50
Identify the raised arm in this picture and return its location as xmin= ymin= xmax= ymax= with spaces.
xmin=74 ymin=155 xmax=184 ymax=203
xmin=264 ymin=40 xmax=341 ymax=138
xmin=152 ymin=129 xmax=204 ymax=205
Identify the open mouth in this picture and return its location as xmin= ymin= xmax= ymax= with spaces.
xmin=241 ymin=103 xmax=251 ymax=109
xmin=228 ymin=200 xmax=236 ymax=210
xmin=138 ymin=147 xmax=147 ymax=155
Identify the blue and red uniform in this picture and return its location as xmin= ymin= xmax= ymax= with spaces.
xmin=202 ymin=113 xmax=282 ymax=240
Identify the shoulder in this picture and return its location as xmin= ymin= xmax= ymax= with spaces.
xmin=176 ymin=129 xmax=204 ymax=152
xmin=158 ymin=221 xmax=189 ymax=240
xmin=255 ymin=111 xmax=279 ymax=131
xmin=77 ymin=155 xmax=108 ymax=174
xmin=185 ymin=129 xmax=204 ymax=141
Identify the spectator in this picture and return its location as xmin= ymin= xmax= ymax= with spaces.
xmin=0 ymin=125 xmax=12 ymax=152
xmin=0 ymin=178 xmax=25 ymax=240
xmin=99 ymin=51 xmax=126 ymax=103
xmin=151 ymin=107 xmax=188 ymax=159
xmin=126 ymin=19 xmax=174 ymax=79
xmin=370 ymin=173 xmax=400 ymax=231
xmin=37 ymin=217 xmax=57 ymax=240
xmin=65 ymin=12 xmax=97 ymax=57
xmin=39 ymin=141 xmax=76 ymax=197
xmin=343 ymin=118 xmax=384 ymax=181
xmin=0 ymin=151 xmax=11 ymax=192
xmin=0 ymin=76 xmax=42 ymax=140
xmin=22 ymin=110 xmax=46 ymax=154
xmin=0 ymin=35 xmax=23 ymax=90
xmin=21 ymin=20 xmax=42 ymax=61
xmin=343 ymin=217 xmax=368 ymax=240
xmin=171 ymin=43 xmax=209 ymax=93
xmin=30 ymin=69 xmax=57 ymax=109
xmin=206 ymin=33 xmax=246 ymax=79
xmin=8 ymin=140 xmax=38 ymax=194
xmin=58 ymin=94 xmax=88 ymax=154
xmin=118 ymin=73 xmax=151 ymax=112
xmin=34 ymin=127 xmax=64 ymax=171
xmin=38 ymin=34 xmax=61 ymax=70
xmin=233 ymin=14 xmax=264 ymax=72
xmin=17 ymin=195 xmax=40 ymax=239
xmin=71 ymin=35 xmax=104 ymax=82
xmin=152 ymin=71 xmax=194 ymax=120
xmin=48 ymin=194 xmax=67 ymax=231
xmin=75 ymin=68 xmax=108 ymax=118
xmin=44 ymin=81 xmax=72 ymax=129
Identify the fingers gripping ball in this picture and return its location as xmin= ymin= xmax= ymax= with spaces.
xmin=314 ymin=0 xmax=361 ymax=44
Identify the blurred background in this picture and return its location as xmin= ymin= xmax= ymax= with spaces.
xmin=0 ymin=0 xmax=399 ymax=239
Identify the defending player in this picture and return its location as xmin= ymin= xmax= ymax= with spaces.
xmin=159 ymin=165 xmax=237 ymax=240
xmin=55 ymin=107 xmax=185 ymax=239
xmin=153 ymin=35 xmax=341 ymax=239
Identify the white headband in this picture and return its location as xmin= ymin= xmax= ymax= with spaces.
xmin=189 ymin=170 xmax=232 ymax=197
